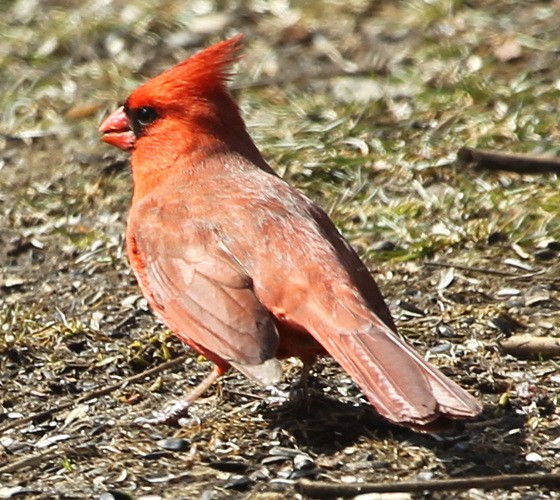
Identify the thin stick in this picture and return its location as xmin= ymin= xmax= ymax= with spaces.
xmin=0 ymin=353 xmax=190 ymax=434
xmin=297 ymin=472 xmax=560 ymax=498
xmin=0 ymin=449 xmax=60 ymax=474
xmin=458 ymin=147 xmax=560 ymax=174
xmin=424 ymin=261 xmax=539 ymax=278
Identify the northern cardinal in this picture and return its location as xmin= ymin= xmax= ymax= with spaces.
xmin=99 ymin=35 xmax=482 ymax=430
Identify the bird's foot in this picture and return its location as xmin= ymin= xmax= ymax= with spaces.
xmin=134 ymin=399 xmax=191 ymax=426
xmin=134 ymin=365 xmax=224 ymax=426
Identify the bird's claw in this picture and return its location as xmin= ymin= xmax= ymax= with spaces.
xmin=134 ymin=399 xmax=192 ymax=426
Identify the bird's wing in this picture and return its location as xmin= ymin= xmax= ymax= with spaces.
xmin=129 ymin=204 xmax=282 ymax=385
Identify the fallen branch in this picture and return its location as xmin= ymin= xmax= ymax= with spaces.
xmin=457 ymin=147 xmax=560 ymax=174
xmin=297 ymin=472 xmax=560 ymax=498
xmin=500 ymin=335 xmax=560 ymax=358
xmin=0 ymin=353 xmax=190 ymax=434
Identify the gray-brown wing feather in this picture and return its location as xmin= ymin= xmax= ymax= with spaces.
xmin=129 ymin=200 xmax=281 ymax=383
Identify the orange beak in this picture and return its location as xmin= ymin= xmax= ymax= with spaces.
xmin=99 ymin=106 xmax=135 ymax=151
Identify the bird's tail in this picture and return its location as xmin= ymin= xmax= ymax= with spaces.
xmin=313 ymin=314 xmax=482 ymax=430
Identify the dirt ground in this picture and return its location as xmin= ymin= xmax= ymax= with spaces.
xmin=1 ymin=1 xmax=559 ymax=499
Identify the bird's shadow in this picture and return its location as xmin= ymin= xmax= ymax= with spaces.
xmin=262 ymin=391 xmax=399 ymax=454
xmin=261 ymin=390 xmax=543 ymax=478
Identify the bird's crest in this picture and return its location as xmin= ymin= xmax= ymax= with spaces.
xmin=128 ymin=34 xmax=243 ymax=109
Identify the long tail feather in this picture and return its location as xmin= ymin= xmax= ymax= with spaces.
xmin=315 ymin=316 xmax=481 ymax=427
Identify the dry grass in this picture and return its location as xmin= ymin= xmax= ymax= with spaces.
xmin=1 ymin=0 xmax=559 ymax=498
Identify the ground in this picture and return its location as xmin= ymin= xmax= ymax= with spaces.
xmin=1 ymin=0 xmax=560 ymax=499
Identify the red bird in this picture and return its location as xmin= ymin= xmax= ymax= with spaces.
xmin=99 ymin=35 xmax=481 ymax=430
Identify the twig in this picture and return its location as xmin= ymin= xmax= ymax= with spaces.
xmin=221 ymin=400 xmax=262 ymax=419
xmin=297 ymin=472 xmax=560 ymax=498
xmin=224 ymin=389 xmax=266 ymax=400
xmin=0 ymin=353 xmax=190 ymax=434
xmin=500 ymin=335 xmax=560 ymax=358
xmin=0 ymin=449 xmax=60 ymax=474
xmin=0 ymin=436 xmax=96 ymax=474
xmin=458 ymin=147 xmax=560 ymax=174
xmin=425 ymin=261 xmax=540 ymax=278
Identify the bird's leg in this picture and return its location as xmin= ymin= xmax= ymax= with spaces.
xmin=299 ymin=356 xmax=315 ymax=388
xmin=289 ymin=356 xmax=316 ymax=404
xmin=135 ymin=364 xmax=224 ymax=426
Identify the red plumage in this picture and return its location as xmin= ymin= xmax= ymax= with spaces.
xmin=99 ymin=35 xmax=482 ymax=430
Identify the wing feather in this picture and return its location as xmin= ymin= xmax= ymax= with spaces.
xmin=128 ymin=202 xmax=281 ymax=383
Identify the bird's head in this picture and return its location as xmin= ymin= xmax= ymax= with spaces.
xmin=99 ymin=34 xmax=245 ymax=157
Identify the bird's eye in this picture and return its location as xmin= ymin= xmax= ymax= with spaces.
xmin=127 ymin=105 xmax=159 ymax=138
xmin=136 ymin=106 xmax=158 ymax=126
